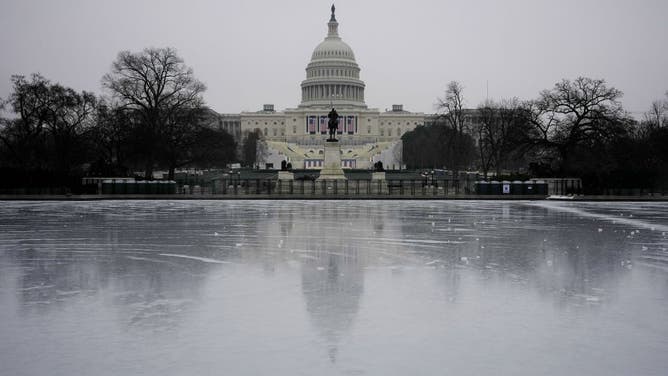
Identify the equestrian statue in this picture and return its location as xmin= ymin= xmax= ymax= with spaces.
xmin=327 ymin=108 xmax=339 ymax=142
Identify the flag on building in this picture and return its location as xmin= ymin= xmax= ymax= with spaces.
xmin=307 ymin=116 xmax=316 ymax=134
xmin=319 ymin=116 xmax=327 ymax=134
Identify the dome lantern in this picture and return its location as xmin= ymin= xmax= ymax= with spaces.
xmin=328 ymin=5 xmax=339 ymax=38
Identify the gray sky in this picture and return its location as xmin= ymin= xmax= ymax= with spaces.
xmin=1 ymin=0 xmax=667 ymax=116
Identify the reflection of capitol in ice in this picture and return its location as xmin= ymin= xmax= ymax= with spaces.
xmin=252 ymin=202 xmax=400 ymax=362
xmin=1 ymin=201 xmax=668 ymax=375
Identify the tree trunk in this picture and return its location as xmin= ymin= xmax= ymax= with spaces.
xmin=168 ymin=165 xmax=175 ymax=181
xmin=144 ymin=159 xmax=153 ymax=180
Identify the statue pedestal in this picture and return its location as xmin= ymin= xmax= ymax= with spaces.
xmin=371 ymin=172 xmax=386 ymax=180
xmin=317 ymin=140 xmax=346 ymax=180
xmin=277 ymin=171 xmax=294 ymax=180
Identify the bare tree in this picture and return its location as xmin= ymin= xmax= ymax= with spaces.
xmin=0 ymin=74 xmax=52 ymax=170
xmin=88 ymin=99 xmax=135 ymax=176
xmin=241 ymin=129 xmax=265 ymax=168
xmin=102 ymin=47 xmax=206 ymax=179
xmin=45 ymin=84 xmax=97 ymax=173
xmin=475 ymin=101 xmax=495 ymax=178
xmin=642 ymin=95 xmax=667 ymax=130
xmin=476 ymin=99 xmax=531 ymax=178
xmin=437 ymin=81 xmax=466 ymax=134
xmin=524 ymin=77 xmax=630 ymax=173
xmin=161 ymin=107 xmax=236 ymax=177
xmin=436 ymin=81 xmax=473 ymax=172
xmin=0 ymin=74 xmax=96 ymax=174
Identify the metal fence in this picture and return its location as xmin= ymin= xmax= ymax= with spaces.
xmin=203 ymin=178 xmax=487 ymax=198
xmin=4 ymin=178 xmax=664 ymax=198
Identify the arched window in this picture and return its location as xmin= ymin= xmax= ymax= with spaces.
xmin=264 ymin=128 xmax=268 ymax=136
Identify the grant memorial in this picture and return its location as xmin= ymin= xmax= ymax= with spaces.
xmin=317 ymin=107 xmax=346 ymax=180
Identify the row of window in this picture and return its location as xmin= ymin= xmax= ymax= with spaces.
xmin=307 ymin=67 xmax=358 ymax=79
xmin=249 ymin=120 xmax=285 ymax=126
xmin=303 ymin=159 xmax=357 ymax=169
xmin=261 ymin=127 xmax=407 ymax=138
xmin=302 ymin=84 xmax=364 ymax=101
xmin=380 ymin=121 xmax=419 ymax=126
xmin=380 ymin=128 xmax=406 ymax=137
xmin=264 ymin=128 xmax=285 ymax=137
xmin=313 ymin=49 xmax=352 ymax=58
xmin=248 ymin=119 xmax=420 ymax=138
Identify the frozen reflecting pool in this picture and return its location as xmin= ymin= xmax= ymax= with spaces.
xmin=1 ymin=200 xmax=668 ymax=375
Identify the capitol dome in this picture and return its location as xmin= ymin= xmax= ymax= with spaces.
xmin=300 ymin=5 xmax=366 ymax=108
xmin=310 ymin=39 xmax=356 ymax=62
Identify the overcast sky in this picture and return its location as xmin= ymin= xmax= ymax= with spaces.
xmin=1 ymin=0 xmax=667 ymax=116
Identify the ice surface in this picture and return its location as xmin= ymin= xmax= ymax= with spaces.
xmin=0 ymin=200 xmax=667 ymax=375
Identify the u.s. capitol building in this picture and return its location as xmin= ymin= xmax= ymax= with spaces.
xmin=215 ymin=5 xmax=425 ymax=170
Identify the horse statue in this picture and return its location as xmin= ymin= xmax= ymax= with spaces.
xmin=327 ymin=108 xmax=339 ymax=141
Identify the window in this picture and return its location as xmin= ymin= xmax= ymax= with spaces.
xmin=273 ymin=128 xmax=277 ymax=136
xmin=264 ymin=128 xmax=268 ymax=136
xmin=293 ymin=125 xmax=297 ymax=134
